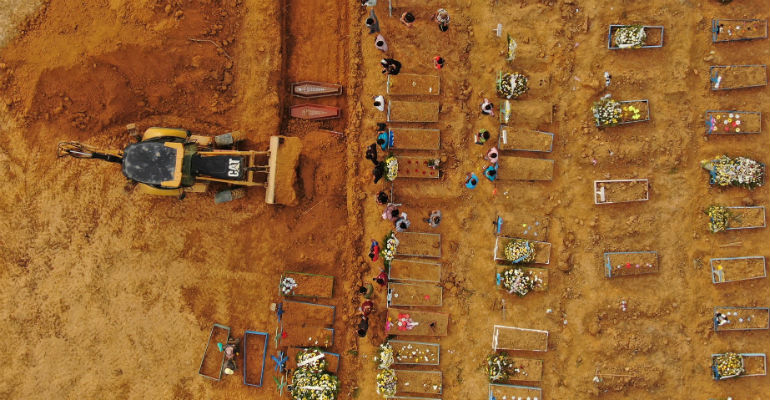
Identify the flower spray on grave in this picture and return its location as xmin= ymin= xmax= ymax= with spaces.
xmin=504 ymin=238 xmax=536 ymax=263
xmin=384 ymin=156 xmax=398 ymax=181
xmin=496 ymin=72 xmax=528 ymax=99
xmin=382 ymin=231 xmax=399 ymax=270
xmin=713 ymin=352 xmax=744 ymax=379
xmin=290 ymin=347 xmax=340 ymax=400
xmin=592 ymin=94 xmax=622 ymax=127
xmin=614 ymin=25 xmax=646 ymax=49
xmin=499 ymin=267 xmax=538 ymax=297
xmin=376 ymin=368 xmax=397 ymax=397
xmin=483 ymin=352 xmax=516 ymax=382
xmin=705 ymin=205 xmax=732 ymax=233
xmin=280 ymin=276 xmax=298 ymax=295
xmin=701 ymin=155 xmax=765 ymax=188
xmin=375 ymin=342 xmax=394 ymax=369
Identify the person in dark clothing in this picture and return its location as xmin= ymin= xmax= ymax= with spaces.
xmin=365 ymin=9 xmax=380 ymax=34
xmin=400 ymin=12 xmax=415 ymax=27
xmin=381 ymin=58 xmax=402 ymax=75
xmin=434 ymin=56 xmax=444 ymax=70
xmin=365 ymin=143 xmax=379 ymax=166
xmin=360 ymin=300 xmax=374 ymax=317
xmin=376 ymin=191 xmax=389 ymax=205
xmin=373 ymin=270 xmax=388 ymax=286
xmin=357 ymin=315 xmax=369 ymax=337
xmin=369 ymin=239 xmax=380 ymax=261
xmin=484 ymin=164 xmax=498 ymax=182
xmin=373 ymin=161 xmax=386 ymax=183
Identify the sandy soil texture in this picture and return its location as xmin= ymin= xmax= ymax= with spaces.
xmin=0 ymin=0 xmax=769 ymax=400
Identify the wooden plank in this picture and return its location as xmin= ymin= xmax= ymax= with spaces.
xmin=711 ymin=256 xmax=767 ymax=283
xmin=604 ymin=251 xmax=659 ymax=278
xmin=706 ymin=111 xmax=761 ymax=135
xmin=397 ymin=156 xmax=440 ymax=179
xmin=489 ymin=383 xmax=542 ymax=399
xmin=391 ymin=128 xmax=440 ymax=150
xmin=389 ymin=259 xmax=441 ymax=283
xmin=497 ymin=156 xmax=554 ymax=181
xmin=243 ymin=331 xmax=268 ymax=387
xmin=594 ymin=179 xmax=649 ymax=204
xmin=496 ymin=213 xmax=549 ymax=241
xmin=388 ymin=100 xmax=440 ymax=123
xmin=504 ymin=356 xmax=544 ymax=382
xmin=395 ymin=370 xmax=442 ymax=395
xmin=280 ymin=327 xmax=334 ymax=348
xmin=714 ymin=307 xmax=770 ymax=331
xmin=492 ymin=325 xmax=548 ymax=351
xmin=726 ymin=206 xmax=767 ymax=230
xmin=199 ymin=324 xmax=230 ymax=381
xmin=281 ymin=300 xmax=335 ymax=328
xmin=710 ymin=65 xmax=768 ymax=90
xmin=280 ymin=272 xmax=334 ymax=298
xmin=387 ymin=74 xmax=440 ymax=96
xmin=713 ymin=19 xmax=768 ymax=42
xmin=386 ymin=308 xmax=449 ymax=337
xmin=498 ymin=126 xmax=554 ymax=152
xmin=388 ymin=282 xmax=443 ymax=307
xmin=396 ymin=232 xmax=441 ymax=258
xmin=390 ymin=340 xmax=440 ymax=365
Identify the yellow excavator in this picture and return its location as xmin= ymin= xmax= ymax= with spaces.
xmin=57 ymin=125 xmax=302 ymax=204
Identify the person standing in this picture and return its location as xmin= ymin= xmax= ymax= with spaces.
xmin=433 ymin=9 xmax=450 ymax=31
xmin=373 ymin=95 xmax=385 ymax=111
xmin=465 ymin=172 xmax=479 ymax=189
xmin=375 ymin=34 xmax=388 ymax=52
xmin=365 ymin=9 xmax=380 ymax=33
xmin=433 ymin=56 xmax=444 ymax=70
xmin=381 ymin=58 xmax=402 ymax=75
xmin=481 ymin=98 xmax=495 ymax=116
xmin=425 ymin=210 xmax=442 ymax=228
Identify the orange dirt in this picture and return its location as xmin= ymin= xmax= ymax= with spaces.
xmin=1 ymin=1 xmax=769 ymax=400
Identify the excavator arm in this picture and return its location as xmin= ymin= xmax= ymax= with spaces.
xmin=57 ymin=141 xmax=123 ymax=164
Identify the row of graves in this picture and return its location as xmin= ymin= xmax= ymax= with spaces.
xmin=374 ymin=5 xmax=447 ymax=398
xmin=375 ymin=210 xmax=448 ymax=397
xmin=495 ymin=26 xmax=557 ymax=183
xmin=704 ymin=16 xmax=769 ymax=392
xmin=483 ymin=18 xmax=561 ymax=400
xmin=598 ymin=19 xmax=770 ymax=397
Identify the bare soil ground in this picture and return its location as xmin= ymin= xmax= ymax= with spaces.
xmin=0 ymin=1 xmax=769 ymax=400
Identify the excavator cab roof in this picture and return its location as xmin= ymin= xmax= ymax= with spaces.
xmin=122 ymin=141 xmax=184 ymax=188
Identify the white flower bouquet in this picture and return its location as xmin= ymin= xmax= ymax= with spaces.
xmin=484 ymin=353 xmax=514 ymax=382
xmin=614 ymin=25 xmax=646 ymax=48
xmin=280 ymin=277 xmax=298 ymax=295
xmin=504 ymin=239 xmax=536 ymax=264
xmin=296 ymin=347 xmax=328 ymax=374
xmin=497 ymin=72 xmax=528 ymax=99
xmin=385 ymin=156 xmax=398 ymax=181
xmin=592 ymin=94 xmax=623 ymax=127
xmin=375 ymin=343 xmax=394 ymax=369
xmin=382 ymin=231 xmax=399 ymax=268
xmin=499 ymin=267 xmax=537 ymax=296
xmin=376 ymin=368 xmax=397 ymax=397
xmin=702 ymin=155 xmax=765 ymax=188
xmin=290 ymin=366 xmax=340 ymax=400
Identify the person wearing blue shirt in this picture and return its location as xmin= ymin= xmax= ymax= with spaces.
xmin=465 ymin=173 xmax=479 ymax=189
xmin=484 ymin=163 xmax=498 ymax=181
